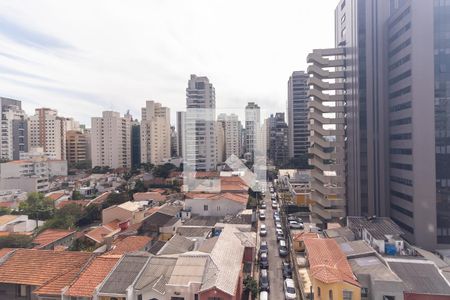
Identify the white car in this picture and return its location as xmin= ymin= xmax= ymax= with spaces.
xmin=284 ymin=278 xmax=297 ymax=300
xmin=260 ymin=224 xmax=267 ymax=236
xmin=272 ymin=202 xmax=278 ymax=209
xmin=275 ymin=222 xmax=283 ymax=230
xmin=259 ymin=210 xmax=266 ymax=220
xmin=289 ymin=220 xmax=304 ymax=229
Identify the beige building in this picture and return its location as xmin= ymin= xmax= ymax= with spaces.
xmin=28 ymin=108 xmax=67 ymax=160
xmin=218 ymin=113 xmax=241 ymax=161
xmin=101 ymin=201 xmax=145 ymax=225
xmin=66 ymin=130 xmax=89 ymax=165
xmin=91 ymin=111 xmax=132 ymax=169
xmin=140 ymin=100 xmax=171 ymax=165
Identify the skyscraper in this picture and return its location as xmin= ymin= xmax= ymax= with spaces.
xmin=66 ymin=130 xmax=89 ymax=166
xmin=131 ymin=120 xmax=141 ymax=169
xmin=0 ymin=97 xmax=27 ymax=160
xmin=266 ymin=113 xmax=289 ymax=167
xmin=185 ymin=74 xmax=217 ymax=171
xmin=170 ymin=126 xmax=179 ymax=158
xmin=287 ymin=71 xmax=310 ymax=158
xmin=245 ymin=102 xmax=261 ymax=159
xmin=140 ymin=100 xmax=171 ymax=165
xmin=176 ymin=111 xmax=186 ymax=159
xmin=91 ymin=111 xmax=131 ymax=169
xmin=217 ymin=113 xmax=241 ymax=161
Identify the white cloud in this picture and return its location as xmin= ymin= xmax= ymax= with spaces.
xmin=0 ymin=0 xmax=336 ymax=125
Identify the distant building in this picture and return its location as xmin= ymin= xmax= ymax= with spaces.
xmin=245 ymin=102 xmax=261 ymax=158
xmin=266 ymin=112 xmax=289 ymax=167
xmin=140 ymin=100 xmax=171 ymax=165
xmin=176 ymin=111 xmax=186 ymax=159
xmin=0 ymin=97 xmax=27 ymax=161
xmin=131 ymin=119 xmax=141 ymax=169
xmin=218 ymin=113 xmax=241 ymax=161
xmin=91 ymin=111 xmax=132 ymax=169
xmin=170 ymin=125 xmax=178 ymax=158
xmin=66 ymin=130 xmax=89 ymax=165
xmin=185 ymin=192 xmax=248 ymax=217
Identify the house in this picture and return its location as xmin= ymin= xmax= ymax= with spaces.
xmin=0 ymin=249 xmax=92 ymax=300
xmin=102 ymin=201 xmax=146 ymax=225
xmin=107 ymin=236 xmax=152 ymax=255
xmin=133 ymin=191 xmax=167 ymax=203
xmin=157 ymin=234 xmax=195 ymax=255
xmin=304 ymin=238 xmax=361 ymax=300
xmin=64 ymin=255 xmax=121 ymax=299
xmin=347 ymin=216 xmax=406 ymax=255
xmin=95 ymin=253 xmax=151 ymax=300
xmin=32 ymin=229 xmax=76 ymax=250
xmin=185 ymin=192 xmax=248 ymax=217
xmin=0 ymin=215 xmax=43 ymax=233
xmin=292 ymin=232 xmax=319 ymax=252
xmin=139 ymin=204 xmax=182 ymax=238
xmin=85 ymin=219 xmax=122 ymax=245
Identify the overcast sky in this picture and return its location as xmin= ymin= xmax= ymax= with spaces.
xmin=0 ymin=0 xmax=336 ymax=125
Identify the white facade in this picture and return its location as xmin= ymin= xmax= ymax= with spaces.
xmin=140 ymin=100 xmax=171 ymax=165
xmin=185 ymin=196 xmax=246 ymax=217
xmin=0 ymin=99 xmax=27 ymax=161
xmin=28 ymin=108 xmax=67 ymax=160
xmin=91 ymin=111 xmax=132 ymax=169
xmin=245 ymin=102 xmax=261 ymax=158
xmin=217 ymin=113 xmax=241 ymax=161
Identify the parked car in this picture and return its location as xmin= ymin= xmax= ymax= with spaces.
xmin=287 ymin=215 xmax=296 ymax=222
xmin=260 ymin=224 xmax=267 ymax=236
xmin=289 ymin=220 xmax=304 ymax=229
xmin=274 ymin=215 xmax=281 ymax=223
xmin=259 ymin=269 xmax=270 ymax=291
xmin=259 ymin=210 xmax=266 ymax=220
xmin=282 ymin=261 xmax=292 ymax=278
xmin=275 ymin=222 xmax=283 ymax=230
xmin=273 ymin=211 xmax=280 ymax=218
xmin=260 ymin=252 xmax=269 ymax=269
xmin=284 ymin=278 xmax=297 ymax=300
xmin=279 ymin=239 xmax=288 ymax=257
xmin=260 ymin=291 xmax=269 ymax=300
xmin=276 ymin=229 xmax=284 ymax=241
xmin=260 ymin=203 xmax=267 ymax=209
xmin=259 ymin=240 xmax=268 ymax=255
xmin=272 ymin=202 xmax=278 ymax=209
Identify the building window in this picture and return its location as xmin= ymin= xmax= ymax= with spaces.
xmin=329 ymin=290 xmax=333 ymax=300
xmin=361 ymin=287 xmax=369 ymax=297
xmin=204 ymin=205 xmax=209 ymax=211
xmin=384 ymin=296 xmax=395 ymax=300
xmin=343 ymin=291 xmax=353 ymax=300
xmin=318 ymin=287 xmax=321 ymax=296
xmin=16 ymin=285 xmax=27 ymax=297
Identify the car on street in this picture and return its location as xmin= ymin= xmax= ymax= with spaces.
xmin=284 ymin=278 xmax=297 ymax=300
xmin=260 ymin=224 xmax=267 ymax=236
xmin=259 ymin=210 xmax=266 ymax=220
xmin=274 ymin=215 xmax=281 ymax=223
xmin=289 ymin=220 xmax=304 ymax=229
xmin=272 ymin=202 xmax=278 ymax=209
xmin=260 ymin=252 xmax=269 ymax=269
xmin=273 ymin=211 xmax=279 ymax=218
xmin=279 ymin=239 xmax=288 ymax=257
xmin=276 ymin=229 xmax=284 ymax=241
xmin=260 ymin=203 xmax=267 ymax=209
xmin=275 ymin=222 xmax=283 ymax=230
xmin=259 ymin=240 xmax=268 ymax=255
xmin=259 ymin=291 xmax=269 ymax=300
xmin=259 ymin=269 xmax=270 ymax=292
xmin=282 ymin=261 xmax=292 ymax=278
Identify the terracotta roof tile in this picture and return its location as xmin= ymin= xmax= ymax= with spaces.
xmin=33 ymin=229 xmax=76 ymax=249
xmin=47 ymin=193 xmax=65 ymax=201
xmin=56 ymin=200 xmax=90 ymax=209
xmin=133 ymin=192 xmax=166 ymax=202
xmin=108 ymin=236 xmax=152 ymax=255
xmin=293 ymin=232 xmax=319 ymax=242
xmin=0 ymin=249 xmax=92 ymax=286
xmin=66 ymin=255 xmax=121 ymax=297
xmin=304 ymin=238 xmax=359 ymax=287
xmin=0 ymin=215 xmax=19 ymax=226
xmin=0 ymin=248 xmax=14 ymax=259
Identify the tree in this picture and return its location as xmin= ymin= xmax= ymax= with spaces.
xmin=77 ymin=204 xmax=101 ymax=227
xmin=42 ymin=203 xmax=84 ymax=230
xmin=102 ymin=192 xmax=130 ymax=209
xmin=0 ymin=234 xmax=33 ymax=249
xmin=71 ymin=190 xmax=83 ymax=200
xmin=18 ymin=193 xmax=54 ymax=221
xmin=243 ymin=276 xmax=258 ymax=300
xmin=152 ymin=163 xmax=176 ymax=178
xmin=132 ymin=180 xmax=147 ymax=193
xmin=0 ymin=207 xmax=11 ymax=216
xmin=140 ymin=163 xmax=154 ymax=173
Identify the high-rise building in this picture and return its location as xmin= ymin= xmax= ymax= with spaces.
xmin=217 ymin=113 xmax=241 ymax=161
xmin=185 ymin=74 xmax=217 ymax=171
xmin=131 ymin=120 xmax=141 ymax=169
xmin=170 ymin=126 xmax=178 ymax=158
xmin=0 ymin=97 xmax=28 ymax=160
xmin=176 ymin=111 xmax=186 ymax=159
xmin=266 ymin=113 xmax=289 ymax=167
xmin=287 ymin=71 xmax=310 ymax=158
xmin=91 ymin=111 xmax=131 ymax=169
xmin=66 ymin=130 xmax=89 ymax=165
xmin=28 ymin=108 xmax=67 ymax=160
xmin=216 ymin=121 xmax=225 ymax=164
xmin=140 ymin=100 xmax=171 ymax=165
xmin=245 ymin=102 xmax=261 ymax=159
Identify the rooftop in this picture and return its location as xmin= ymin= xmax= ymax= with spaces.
xmin=347 ymin=216 xmax=404 ymax=240
xmin=340 ymin=240 xmax=376 ymax=258
xmin=168 ymin=253 xmax=218 ymax=286
xmin=133 ymin=191 xmax=166 ymax=202
xmin=158 ymin=234 xmax=195 ymax=255
xmin=66 ymin=255 xmax=121 ymax=297
xmin=185 ymin=192 xmax=248 ymax=204
xmin=0 ymin=215 xmax=19 ymax=226
xmin=134 ymin=256 xmax=178 ymax=294
xmin=176 ymin=226 xmax=213 ymax=238
xmin=304 ymin=238 xmax=360 ymax=287
xmin=32 ymin=229 xmax=75 ymax=249
xmin=348 ymin=255 xmax=402 ymax=282
xmin=108 ymin=236 xmax=152 ymax=255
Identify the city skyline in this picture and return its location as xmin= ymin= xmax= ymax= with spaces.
xmin=0 ymin=1 xmax=335 ymax=124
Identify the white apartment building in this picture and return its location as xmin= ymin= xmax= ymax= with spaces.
xmin=28 ymin=108 xmax=67 ymax=160
xmin=0 ymin=98 xmax=27 ymax=161
xmin=217 ymin=113 xmax=241 ymax=161
xmin=91 ymin=111 xmax=132 ymax=169
xmin=140 ymin=100 xmax=171 ymax=165
xmin=245 ymin=102 xmax=261 ymax=159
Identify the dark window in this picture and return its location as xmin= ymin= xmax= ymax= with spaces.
xmin=390 ymin=101 xmax=411 ymax=112
xmin=391 ymin=189 xmax=413 ymax=202
xmin=204 ymin=205 xmax=208 ymax=211
xmin=390 ymin=117 xmax=412 ymax=126
xmin=343 ymin=291 xmax=353 ymax=300
xmin=330 ymin=290 xmax=334 ymax=300
xmin=389 ymin=86 xmax=411 ymax=99
xmin=391 ymin=203 xmax=414 ymax=217
xmin=390 ymin=176 xmax=413 ymax=186
xmin=390 ymin=148 xmax=412 ymax=155
xmin=384 ymin=297 xmax=395 ymax=300
xmin=390 ymin=133 xmax=412 ymax=140
xmin=389 ymin=70 xmax=411 ymax=86
xmin=389 ymin=38 xmax=411 ymax=58
xmin=391 ymin=162 xmax=413 ymax=171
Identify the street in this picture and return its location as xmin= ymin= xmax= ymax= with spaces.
xmin=260 ymin=189 xmax=285 ymax=299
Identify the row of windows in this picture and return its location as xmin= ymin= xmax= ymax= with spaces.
xmin=389 ymin=38 xmax=411 ymax=58
xmin=389 ymin=7 xmax=410 ymax=27
xmin=390 ymin=117 xmax=412 ymax=126
xmin=389 ymin=70 xmax=412 ymax=86
xmin=391 ymin=189 xmax=413 ymax=202
xmin=390 ymin=101 xmax=411 ymax=112
xmin=389 ymin=86 xmax=411 ymax=99
xmin=391 ymin=175 xmax=413 ymax=186
xmin=389 ymin=22 xmax=411 ymax=43
xmin=389 ymin=54 xmax=411 ymax=72
xmin=390 ymin=148 xmax=412 ymax=155
xmin=391 ymin=216 xmax=414 ymax=234
xmin=391 ymin=162 xmax=413 ymax=170
xmin=391 ymin=203 xmax=414 ymax=218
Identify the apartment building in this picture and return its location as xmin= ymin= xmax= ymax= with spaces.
xmin=0 ymin=97 xmax=28 ymax=161
xmin=266 ymin=112 xmax=289 ymax=167
xmin=244 ymin=102 xmax=261 ymax=158
xmin=91 ymin=111 xmax=132 ymax=169
xmin=66 ymin=130 xmax=89 ymax=165
xmin=140 ymin=100 xmax=171 ymax=165
xmin=218 ymin=113 xmax=241 ymax=161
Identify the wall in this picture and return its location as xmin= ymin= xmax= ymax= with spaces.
xmin=185 ymin=198 xmax=245 ymax=217
xmin=312 ymin=279 xmax=361 ymax=300
xmin=199 ymin=288 xmax=234 ymax=300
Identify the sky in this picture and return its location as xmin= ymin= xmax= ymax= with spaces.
xmin=0 ymin=0 xmax=336 ymax=125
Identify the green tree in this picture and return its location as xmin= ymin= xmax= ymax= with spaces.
xmin=42 ymin=203 xmax=84 ymax=230
xmin=140 ymin=163 xmax=154 ymax=173
xmin=0 ymin=207 xmax=11 ymax=216
xmin=132 ymin=180 xmax=147 ymax=193
xmin=71 ymin=190 xmax=83 ymax=200
xmin=152 ymin=163 xmax=176 ymax=178
xmin=77 ymin=204 xmax=101 ymax=227
xmin=19 ymin=193 xmax=54 ymax=221
xmin=0 ymin=234 xmax=33 ymax=249
xmin=243 ymin=276 xmax=258 ymax=300
xmin=102 ymin=192 xmax=130 ymax=209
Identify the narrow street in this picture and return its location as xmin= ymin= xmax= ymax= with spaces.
xmin=260 ymin=190 xmax=284 ymax=299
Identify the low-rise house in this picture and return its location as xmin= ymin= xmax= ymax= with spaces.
xmin=32 ymin=229 xmax=76 ymax=250
xmin=0 ymin=249 xmax=92 ymax=300
xmin=157 ymin=234 xmax=195 ymax=255
xmin=0 ymin=215 xmax=43 ymax=233
xmin=304 ymin=238 xmax=361 ymax=300
xmin=107 ymin=236 xmax=152 ymax=255
xmin=85 ymin=220 xmax=122 ymax=245
xmin=185 ymin=192 xmax=248 ymax=217
xmin=292 ymin=232 xmax=319 ymax=252
xmin=133 ymin=191 xmax=167 ymax=203
xmin=139 ymin=204 xmax=182 ymax=238
xmin=102 ymin=201 xmax=146 ymax=225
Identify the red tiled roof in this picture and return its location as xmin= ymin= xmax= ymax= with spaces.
xmin=85 ymin=220 xmax=121 ymax=244
xmin=293 ymin=232 xmax=319 ymax=242
xmin=56 ymin=200 xmax=90 ymax=209
xmin=47 ymin=193 xmax=65 ymax=201
xmin=185 ymin=192 xmax=248 ymax=204
xmin=0 ymin=248 xmax=14 ymax=259
xmin=89 ymin=192 xmax=111 ymax=205
xmin=66 ymin=255 xmax=121 ymax=297
xmin=33 ymin=229 xmax=75 ymax=249
xmin=133 ymin=192 xmax=166 ymax=202
xmin=108 ymin=236 xmax=152 ymax=255
xmin=0 ymin=249 xmax=92 ymax=286
xmin=304 ymin=238 xmax=360 ymax=287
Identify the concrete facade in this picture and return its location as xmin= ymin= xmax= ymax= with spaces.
xmin=0 ymin=98 xmax=27 ymax=161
